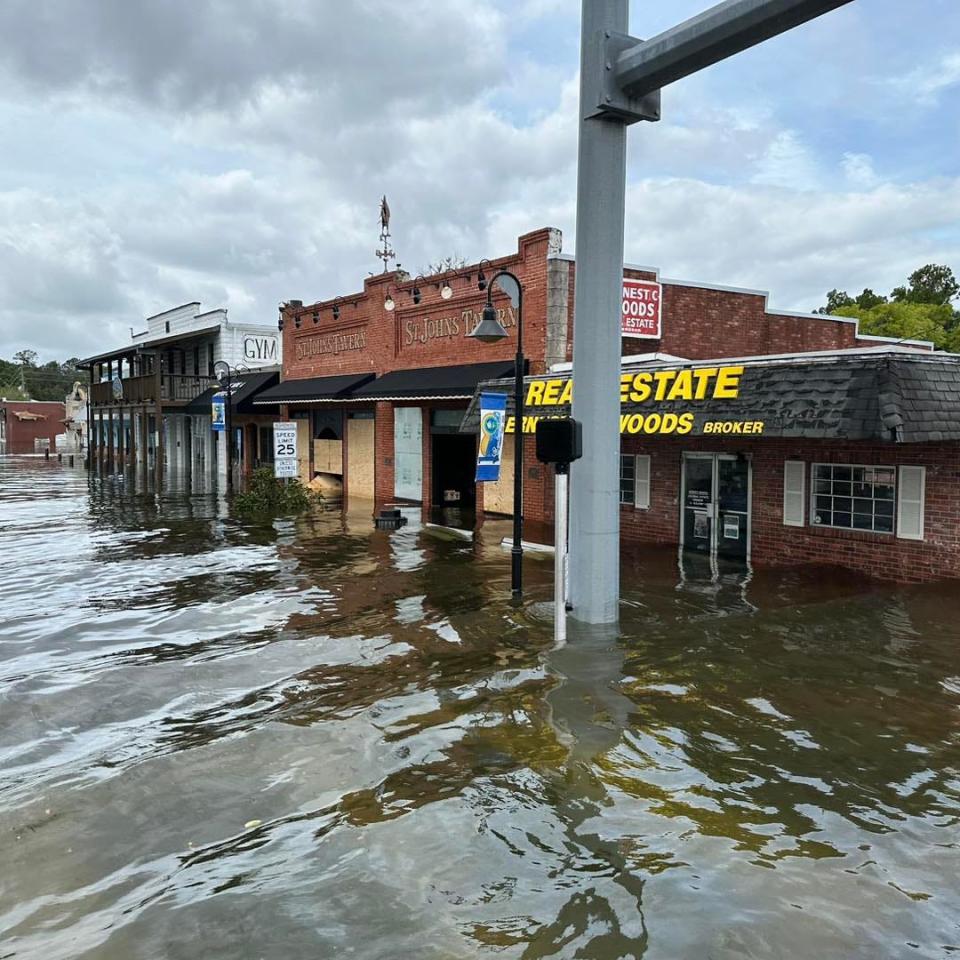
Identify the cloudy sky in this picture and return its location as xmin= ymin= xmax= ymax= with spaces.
xmin=0 ymin=0 xmax=957 ymax=361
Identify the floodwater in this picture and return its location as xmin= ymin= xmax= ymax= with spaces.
xmin=1 ymin=457 xmax=959 ymax=960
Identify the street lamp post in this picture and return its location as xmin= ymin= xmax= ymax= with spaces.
xmin=468 ymin=270 xmax=524 ymax=602
xmin=214 ymin=360 xmax=234 ymax=493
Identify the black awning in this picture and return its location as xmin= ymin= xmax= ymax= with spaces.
xmin=252 ymin=372 xmax=375 ymax=405
xmin=350 ymin=361 xmax=518 ymax=401
xmin=186 ymin=371 xmax=279 ymax=414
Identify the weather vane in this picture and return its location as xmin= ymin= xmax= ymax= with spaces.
xmin=375 ymin=195 xmax=396 ymax=273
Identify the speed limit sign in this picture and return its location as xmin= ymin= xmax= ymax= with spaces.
xmin=273 ymin=422 xmax=298 ymax=478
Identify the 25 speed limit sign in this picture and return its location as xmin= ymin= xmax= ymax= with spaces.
xmin=273 ymin=422 xmax=298 ymax=478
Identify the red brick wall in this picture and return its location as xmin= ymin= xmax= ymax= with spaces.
xmin=281 ymin=228 xmax=556 ymax=384
xmin=1 ymin=402 xmax=65 ymax=453
xmin=610 ymin=435 xmax=960 ymax=582
xmin=564 ymin=264 xmax=869 ymax=361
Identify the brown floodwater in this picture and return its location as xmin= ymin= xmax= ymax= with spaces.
xmin=1 ymin=455 xmax=958 ymax=959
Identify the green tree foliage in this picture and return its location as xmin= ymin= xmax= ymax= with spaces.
xmin=234 ymin=467 xmax=316 ymax=516
xmin=0 ymin=352 xmax=85 ymax=401
xmin=819 ymin=264 xmax=959 ymax=349
xmin=891 ymin=264 xmax=959 ymax=306
xmin=833 ymin=301 xmax=959 ymax=351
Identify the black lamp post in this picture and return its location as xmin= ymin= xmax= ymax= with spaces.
xmin=214 ymin=360 xmax=234 ymax=493
xmin=468 ymin=270 xmax=524 ymax=602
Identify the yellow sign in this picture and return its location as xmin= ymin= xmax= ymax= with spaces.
xmin=524 ymin=366 xmax=745 ymax=408
xmin=504 ymin=366 xmax=763 ymax=436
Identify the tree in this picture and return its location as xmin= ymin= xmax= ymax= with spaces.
xmin=422 ymin=255 xmax=467 ymax=276
xmin=818 ymin=289 xmax=855 ymax=314
xmin=13 ymin=349 xmax=38 ymax=367
xmin=854 ymin=288 xmax=887 ymax=310
xmin=891 ymin=264 xmax=959 ymax=306
xmin=833 ymin=301 xmax=958 ymax=351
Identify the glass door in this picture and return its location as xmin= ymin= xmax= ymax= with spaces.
xmin=682 ymin=454 xmax=715 ymax=554
xmin=681 ymin=454 xmax=751 ymax=560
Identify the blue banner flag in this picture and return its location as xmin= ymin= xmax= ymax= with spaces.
xmin=211 ymin=393 xmax=226 ymax=432
xmin=476 ymin=392 xmax=507 ymax=482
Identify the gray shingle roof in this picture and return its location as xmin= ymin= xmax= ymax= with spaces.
xmin=461 ymin=355 xmax=960 ymax=443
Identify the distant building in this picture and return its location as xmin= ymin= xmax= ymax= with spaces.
xmin=59 ymin=381 xmax=88 ymax=452
xmin=78 ymin=302 xmax=281 ymax=482
xmin=0 ymin=400 xmax=66 ymax=454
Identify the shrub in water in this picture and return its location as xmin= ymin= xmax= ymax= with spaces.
xmin=234 ymin=466 xmax=314 ymax=516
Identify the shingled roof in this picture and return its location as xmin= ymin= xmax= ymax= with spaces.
xmin=460 ymin=350 xmax=960 ymax=444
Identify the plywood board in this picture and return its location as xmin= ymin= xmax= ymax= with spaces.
xmin=483 ymin=440 xmax=514 ymax=515
xmin=314 ymin=439 xmax=343 ymax=475
xmin=347 ymin=418 xmax=375 ymax=502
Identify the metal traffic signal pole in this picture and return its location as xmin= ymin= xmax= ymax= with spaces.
xmin=568 ymin=0 xmax=855 ymax=625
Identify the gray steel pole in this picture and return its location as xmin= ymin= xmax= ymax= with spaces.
xmin=569 ymin=0 xmax=629 ymax=625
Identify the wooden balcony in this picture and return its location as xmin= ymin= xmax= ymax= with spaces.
xmin=90 ymin=374 xmax=215 ymax=407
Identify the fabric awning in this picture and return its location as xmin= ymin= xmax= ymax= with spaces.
xmin=186 ymin=371 xmax=280 ymax=414
xmin=349 ymin=361 xmax=518 ymax=402
xmin=253 ymin=372 xmax=375 ymax=405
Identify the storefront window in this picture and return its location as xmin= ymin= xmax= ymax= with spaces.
xmin=811 ymin=463 xmax=895 ymax=533
xmin=620 ymin=454 xmax=635 ymax=505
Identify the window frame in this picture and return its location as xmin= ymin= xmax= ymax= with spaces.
xmin=809 ymin=461 xmax=896 ymax=536
xmin=619 ymin=453 xmax=635 ymax=506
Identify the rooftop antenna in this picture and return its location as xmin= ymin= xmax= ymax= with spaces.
xmin=375 ymin=195 xmax=396 ymax=273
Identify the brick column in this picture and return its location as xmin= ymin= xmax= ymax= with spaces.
xmin=374 ymin=401 xmax=395 ymax=510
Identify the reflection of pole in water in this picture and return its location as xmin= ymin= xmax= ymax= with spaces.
xmin=544 ymin=620 xmax=631 ymax=764
xmin=534 ymin=620 xmax=648 ymax=955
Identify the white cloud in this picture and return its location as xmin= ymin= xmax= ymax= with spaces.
xmin=887 ymin=50 xmax=960 ymax=105
xmin=0 ymin=1 xmax=957 ymax=363
xmin=841 ymin=153 xmax=881 ymax=191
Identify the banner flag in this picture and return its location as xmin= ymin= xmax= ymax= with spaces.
xmin=211 ymin=393 xmax=226 ymax=432
xmin=476 ymin=392 xmax=507 ymax=482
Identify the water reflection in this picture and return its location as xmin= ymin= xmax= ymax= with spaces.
xmin=0 ymin=456 xmax=958 ymax=959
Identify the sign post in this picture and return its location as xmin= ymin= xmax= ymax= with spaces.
xmin=535 ymin=418 xmax=583 ymax=645
xmin=273 ymin=422 xmax=298 ymax=480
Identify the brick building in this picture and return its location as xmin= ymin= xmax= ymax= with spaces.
xmin=0 ymin=400 xmax=66 ymax=454
xmin=267 ymin=225 xmax=959 ymax=582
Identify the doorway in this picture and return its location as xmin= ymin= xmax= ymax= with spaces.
xmin=680 ymin=453 xmax=751 ymax=560
xmin=431 ymin=433 xmax=477 ymax=508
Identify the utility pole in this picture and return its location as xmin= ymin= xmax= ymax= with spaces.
xmin=569 ymin=0 xmax=855 ymax=625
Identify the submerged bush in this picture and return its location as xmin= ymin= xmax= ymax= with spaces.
xmin=234 ymin=466 xmax=315 ymax=516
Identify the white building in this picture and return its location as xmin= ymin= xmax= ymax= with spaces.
xmin=82 ymin=302 xmax=281 ymax=484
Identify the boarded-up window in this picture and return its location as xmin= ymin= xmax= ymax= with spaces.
xmin=783 ymin=460 xmax=805 ymax=527
xmin=634 ymin=455 xmax=651 ymax=509
xmin=897 ymin=465 xmax=925 ymax=541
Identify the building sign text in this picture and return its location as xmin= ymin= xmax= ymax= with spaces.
xmin=296 ymin=330 xmax=367 ymax=360
xmin=622 ymin=279 xmax=662 ymax=339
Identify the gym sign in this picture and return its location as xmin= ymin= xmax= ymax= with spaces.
xmin=505 ymin=366 xmax=766 ymax=436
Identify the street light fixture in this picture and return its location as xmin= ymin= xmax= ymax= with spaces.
xmin=214 ymin=359 xmax=234 ymax=494
xmin=468 ymin=270 xmax=525 ymax=602
xmin=384 ymin=292 xmax=396 ymax=311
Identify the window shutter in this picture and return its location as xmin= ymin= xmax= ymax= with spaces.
xmin=634 ymin=455 xmax=650 ymax=509
xmin=897 ymin=466 xmax=925 ymax=541
xmin=783 ymin=460 xmax=805 ymax=526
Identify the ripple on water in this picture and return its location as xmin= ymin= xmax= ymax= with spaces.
xmin=0 ymin=456 xmax=959 ymax=959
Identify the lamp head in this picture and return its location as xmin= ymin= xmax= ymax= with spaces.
xmin=384 ymin=293 xmax=396 ymax=312
xmin=468 ymin=302 xmax=508 ymax=344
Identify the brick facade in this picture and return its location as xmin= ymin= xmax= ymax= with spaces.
xmin=612 ymin=436 xmax=959 ymax=582
xmin=0 ymin=401 xmax=65 ymax=454
xmin=276 ymin=225 xmax=955 ymax=582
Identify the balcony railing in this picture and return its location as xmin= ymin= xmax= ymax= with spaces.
xmin=90 ymin=374 xmax=216 ymax=407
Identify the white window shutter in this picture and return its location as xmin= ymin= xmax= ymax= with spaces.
xmin=783 ymin=461 xmax=805 ymax=526
xmin=897 ymin=466 xmax=925 ymax=541
xmin=634 ymin=455 xmax=650 ymax=509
